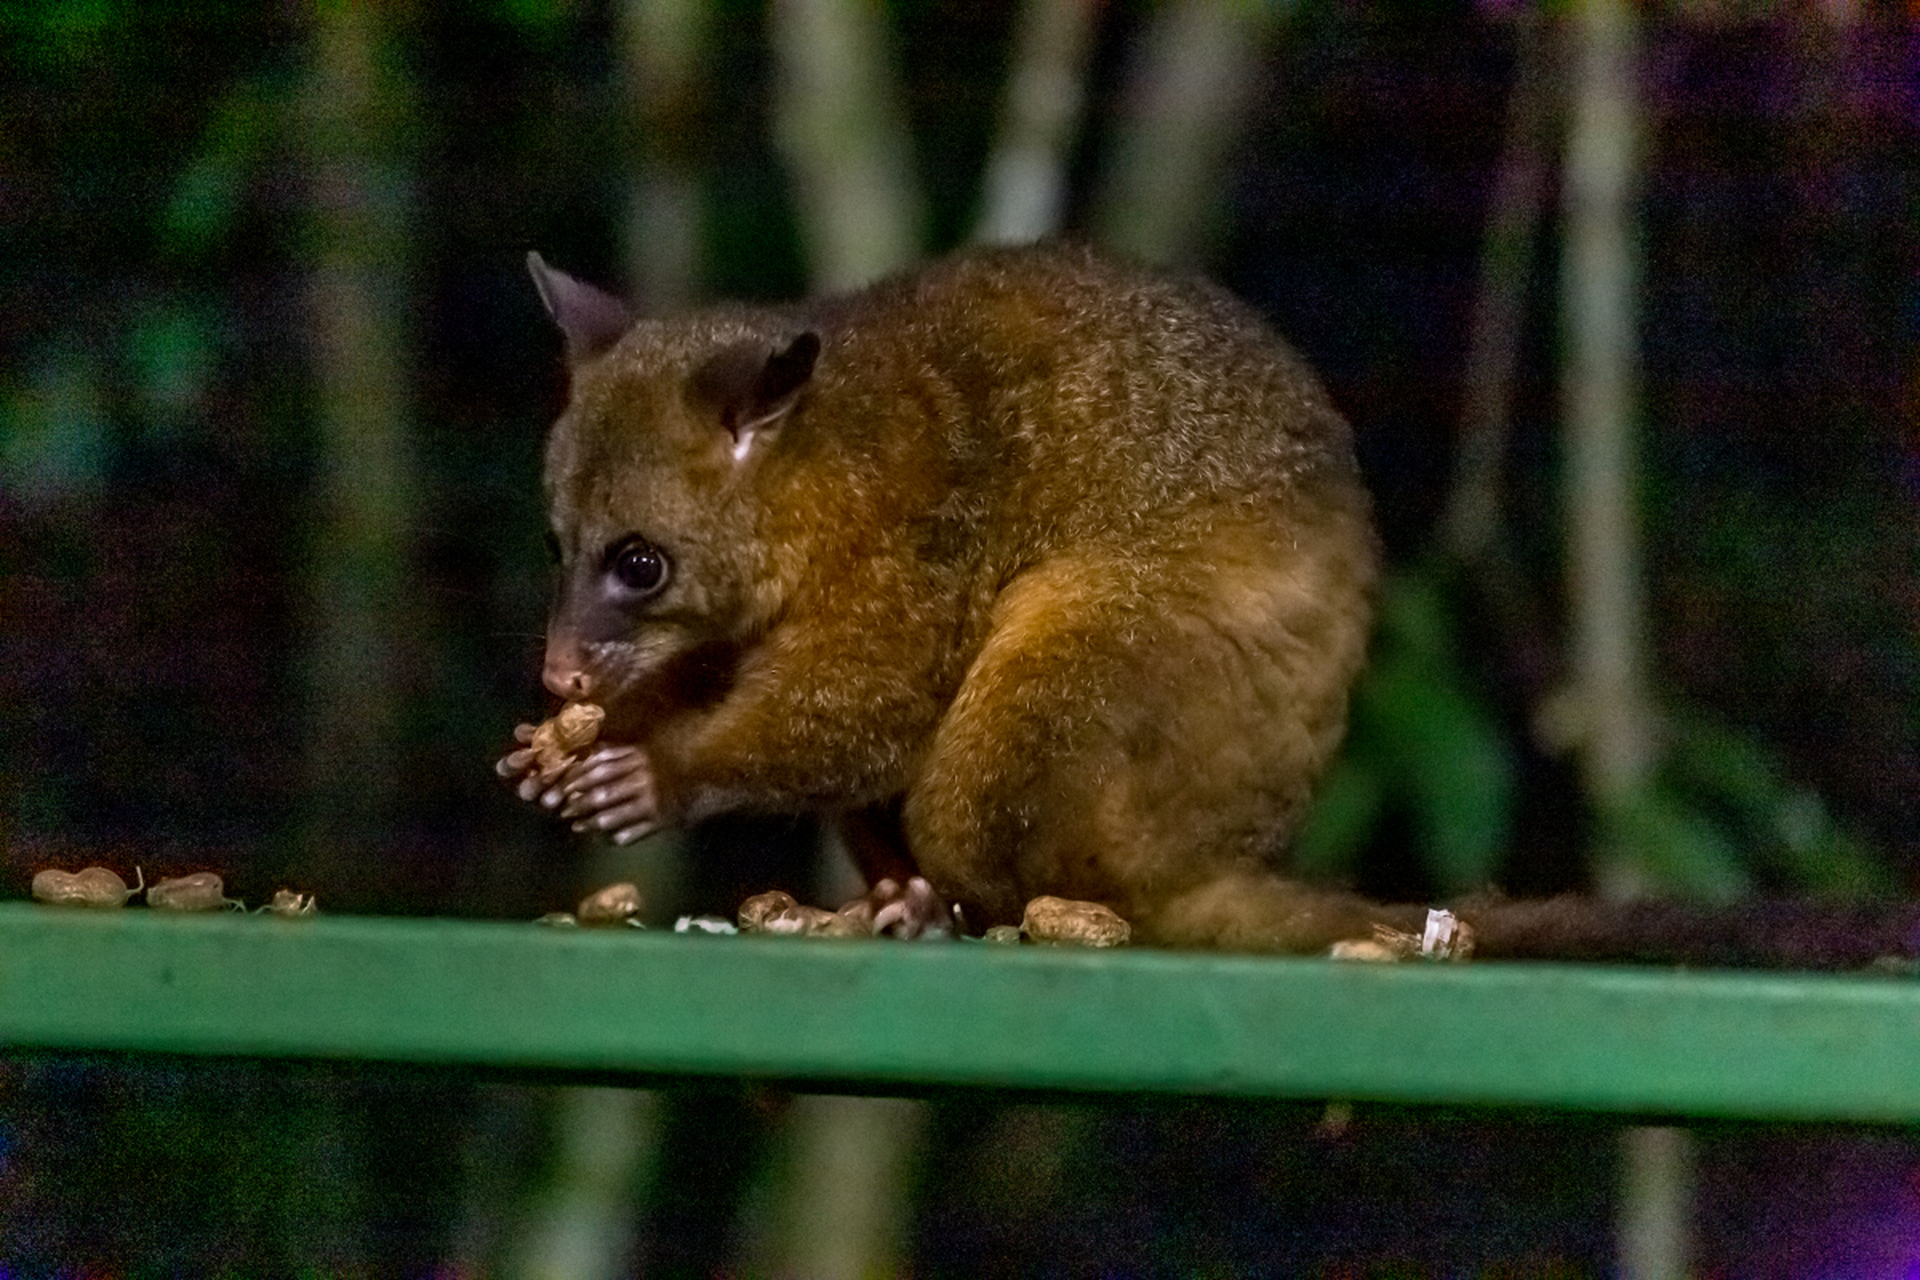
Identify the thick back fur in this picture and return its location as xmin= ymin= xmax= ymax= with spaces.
xmin=538 ymin=243 xmax=1379 ymax=945
xmin=530 ymin=242 xmax=1917 ymax=967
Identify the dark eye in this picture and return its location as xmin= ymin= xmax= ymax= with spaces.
xmin=606 ymin=537 xmax=669 ymax=599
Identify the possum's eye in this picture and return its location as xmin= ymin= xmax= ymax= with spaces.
xmin=604 ymin=536 xmax=670 ymax=600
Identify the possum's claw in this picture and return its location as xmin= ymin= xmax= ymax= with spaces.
xmin=850 ymin=876 xmax=955 ymax=940
xmin=499 ymin=726 xmax=662 ymax=845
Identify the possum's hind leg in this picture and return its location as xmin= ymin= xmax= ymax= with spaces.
xmin=1147 ymin=870 xmax=1427 ymax=952
xmin=904 ymin=513 xmax=1389 ymax=951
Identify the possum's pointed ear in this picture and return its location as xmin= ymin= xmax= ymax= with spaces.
xmin=688 ymin=332 xmax=821 ymax=464
xmin=527 ymin=251 xmax=634 ymax=364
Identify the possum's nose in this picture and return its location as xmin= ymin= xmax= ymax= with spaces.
xmin=542 ymin=649 xmax=595 ymax=701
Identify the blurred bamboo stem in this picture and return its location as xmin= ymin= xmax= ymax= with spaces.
xmin=751 ymin=1095 xmax=929 ymax=1280
xmin=1620 ymin=1124 xmax=1696 ymax=1280
xmin=620 ymin=0 xmax=708 ymax=310
xmin=1445 ymin=10 xmax=1555 ymax=568
xmin=770 ymin=0 xmax=923 ymax=290
xmin=299 ymin=1 xmax=415 ymax=870
xmin=293 ymin=4 xmax=417 ymax=1266
xmin=511 ymin=1087 xmax=658 ymax=1280
xmin=1562 ymin=5 xmax=1693 ymax=1279
xmin=1563 ymin=0 xmax=1654 ymax=824
xmin=520 ymin=12 xmax=717 ymax=1278
xmin=1093 ymin=0 xmax=1281 ymax=264
xmin=973 ymin=0 xmax=1097 ymax=244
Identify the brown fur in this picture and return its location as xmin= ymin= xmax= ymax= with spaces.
xmin=518 ymin=241 xmax=1406 ymax=949
xmin=510 ymin=242 xmax=1920 ymax=967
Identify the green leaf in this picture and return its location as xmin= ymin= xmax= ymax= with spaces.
xmin=1665 ymin=719 xmax=1790 ymax=829
xmin=163 ymin=78 xmax=281 ymax=254
xmin=492 ymin=0 xmax=578 ymax=36
xmin=164 ymin=155 xmax=245 ymax=252
xmin=1664 ymin=717 xmax=1894 ymax=898
xmin=1356 ymin=652 xmax=1517 ymax=894
xmin=5 ymin=0 xmax=121 ymax=69
xmin=1606 ymin=788 xmax=1753 ymax=903
xmin=129 ymin=303 xmax=218 ymax=424
xmin=1371 ymin=567 xmax=1458 ymax=667
xmin=1292 ymin=755 xmax=1387 ymax=880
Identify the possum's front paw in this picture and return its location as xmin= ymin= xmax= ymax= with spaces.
xmin=552 ymin=744 xmax=660 ymax=844
xmin=498 ymin=721 xmax=662 ymax=846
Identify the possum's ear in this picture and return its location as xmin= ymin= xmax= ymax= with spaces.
xmin=688 ymin=332 xmax=820 ymax=464
xmin=527 ymin=251 xmax=634 ymax=364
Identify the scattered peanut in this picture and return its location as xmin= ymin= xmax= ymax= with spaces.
xmin=148 ymin=872 xmax=235 ymax=912
xmin=1021 ymin=895 xmax=1131 ymax=947
xmin=265 ymin=889 xmax=318 ymax=918
xmin=738 ymin=890 xmax=867 ymax=938
xmin=1328 ymin=910 xmax=1475 ymax=962
xmin=577 ymin=881 xmax=644 ymax=927
xmin=32 ymin=866 xmax=139 ymax=909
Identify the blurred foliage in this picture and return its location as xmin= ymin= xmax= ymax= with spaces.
xmin=1652 ymin=716 xmax=1894 ymax=900
xmin=3 ymin=0 xmax=120 ymax=66
xmin=1298 ymin=564 xmax=1897 ymax=902
xmin=1 ymin=342 xmax=109 ymax=509
xmin=1295 ymin=566 xmax=1518 ymax=895
xmin=161 ymin=78 xmax=281 ymax=256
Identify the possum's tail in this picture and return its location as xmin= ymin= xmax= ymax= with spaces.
xmin=1451 ymin=892 xmax=1920 ymax=970
xmin=1144 ymin=873 xmax=1920 ymax=970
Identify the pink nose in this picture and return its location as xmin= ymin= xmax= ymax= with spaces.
xmin=543 ymin=646 xmax=595 ymax=700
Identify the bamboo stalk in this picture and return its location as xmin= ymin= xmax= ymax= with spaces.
xmin=973 ymin=0 xmax=1097 ymax=245
xmin=1562 ymin=5 xmax=1693 ymax=1277
xmin=770 ymin=0 xmax=923 ymax=290
xmin=299 ymin=1 xmax=415 ymax=879
xmin=1092 ymin=0 xmax=1280 ymax=264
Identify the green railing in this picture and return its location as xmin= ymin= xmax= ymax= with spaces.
xmin=2 ymin=902 xmax=1917 ymax=1124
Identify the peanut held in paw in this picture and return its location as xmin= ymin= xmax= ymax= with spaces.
xmin=529 ymin=701 xmax=606 ymax=775
xmin=1021 ymin=896 xmax=1132 ymax=947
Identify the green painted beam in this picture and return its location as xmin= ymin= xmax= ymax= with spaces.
xmin=0 ymin=902 xmax=1916 ymax=1123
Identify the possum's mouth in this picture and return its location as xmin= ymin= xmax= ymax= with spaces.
xmin=578 ymin=633 xmax=746 ymax=730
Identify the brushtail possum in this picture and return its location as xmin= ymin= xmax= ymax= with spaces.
xmin=500 ymin=242 xmax=1919 ymax=967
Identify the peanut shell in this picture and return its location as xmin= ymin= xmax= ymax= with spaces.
xmin=1020 ymin=895 xmax=1132 ymax=947
xmin=32 ymin=866 xmax=135 ymax=909
xmin=530 ymin=701 xmax=606 ymax=774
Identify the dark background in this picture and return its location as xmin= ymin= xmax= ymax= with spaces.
xmin=2 ymin=3 xmax=1917 ymax=1275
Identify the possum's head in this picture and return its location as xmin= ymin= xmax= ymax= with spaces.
xmin=527 ymin=253 xmax=819 ymax=709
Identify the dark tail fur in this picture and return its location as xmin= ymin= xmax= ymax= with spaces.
xmin=1454 ymin=893 xmax=1920 ymax=970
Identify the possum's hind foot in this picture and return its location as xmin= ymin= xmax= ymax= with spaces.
xmin=840 ymin=877 xmax=955 ymax=940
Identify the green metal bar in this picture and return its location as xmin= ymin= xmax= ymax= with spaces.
xmin=1 ymin=902 xmax=1915 ymax=1122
